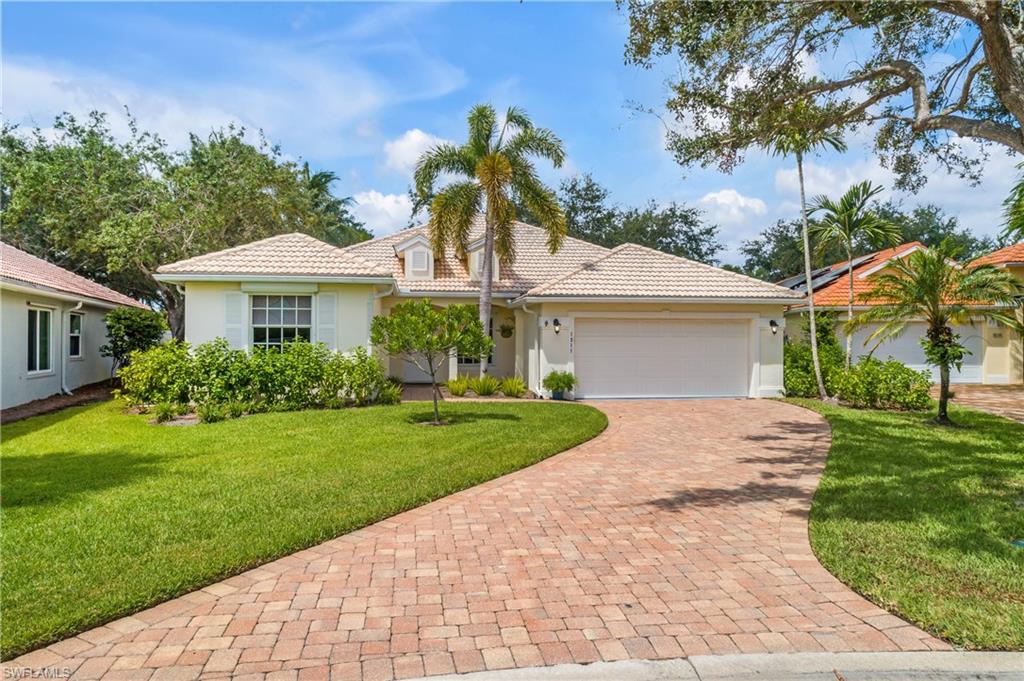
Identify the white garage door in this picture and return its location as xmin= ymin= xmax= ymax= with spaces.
xmin=574 ymin=318 xmax=750 ymax=398
xmin=849 ymin=322 xmax=983 ymax=383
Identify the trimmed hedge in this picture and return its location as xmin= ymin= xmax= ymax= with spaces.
xmin=829 ymin=357 xmax=931 ymax=410
xmin=117 ymin=339 xmax=400 ymax=419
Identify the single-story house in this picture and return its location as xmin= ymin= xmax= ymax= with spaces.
xmin=1 ymin=242 xmax=150 ymax=409
xmin=780 ymin=241 xmax=1023 ymax=385
xmin=155 ymin=218 xmax=803 ymax=399
xmin=971 ymin=242 xmax=1024 ymax=384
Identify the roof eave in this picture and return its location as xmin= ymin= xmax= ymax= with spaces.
xmin=154 ymin=273 xmax=395 ymax=284
xmin=0 ymin=277 xmax=144 ymax=310
xmin=511 ymin=294 xmax=803 ymax=306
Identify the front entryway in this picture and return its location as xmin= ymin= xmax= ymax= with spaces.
xmin=573 ymin=318 xmax=750 ymax=398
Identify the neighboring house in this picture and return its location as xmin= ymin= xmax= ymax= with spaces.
xmin=971 ymin=242 xmax=1024 ymax=384
xmin=780 ymin=241 xmax=1021 ymax=385
xmin=155 ymin=218 xmax=802 ymax=398
xmin=1 ymin=242 xmax=150 ymax=409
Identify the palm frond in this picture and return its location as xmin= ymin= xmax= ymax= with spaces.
xmin=414 ymin=143 xmax=475 ymax=200
xmin=505 ymin=127 xmax=566 ymax=168
xmin=428 ymin=181 xmax=481 ymax=256
xmin=512 ymin=171 xmax=566 ymax=254
xmin=1002 ymin=162 xmax=1024 ymax=241
xmin=466 ymin=104 xmax=497 ymax=159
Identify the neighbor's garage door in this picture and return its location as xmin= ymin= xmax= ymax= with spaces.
xmin=849 ymin=322 xmax=983 ymax=383
xmin=574 ymin=318 xmax=750 ymax=398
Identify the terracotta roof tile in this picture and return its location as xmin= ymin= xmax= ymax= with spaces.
xmin=808 ymin=242 xmax=924 ymax=306
xmin=521 ymin=243 xmax=803 ymax=300
xmin=157 ymin=233 xmax=391 ymax=278
xmin=971 ymin=242 xmax=1024 ymax=267
xmin=341 ymin=217 xmax=611 ymax=294
xmin=0 ymin=242 xmax=148 ymax=308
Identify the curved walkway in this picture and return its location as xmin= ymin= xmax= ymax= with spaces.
xmin=5 ymin=400 xmax=947 ymax=681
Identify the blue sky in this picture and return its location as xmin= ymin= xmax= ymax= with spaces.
xmin=3 ymin=2 xmax=1016 ymax=263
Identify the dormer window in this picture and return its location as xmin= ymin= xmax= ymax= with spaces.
xmin=468 ymin=248 xmax=499 ymax=282
xmin=394 ymin=234 xmax=434 ymax=281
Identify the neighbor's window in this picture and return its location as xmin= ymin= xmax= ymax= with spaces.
xmin=28 ymin=307 xmax=52 ymax=373
xmin=69 ymin=312 xmax=83 ymax=358
xmin=250 ymin=295 xmax=312 ymax=349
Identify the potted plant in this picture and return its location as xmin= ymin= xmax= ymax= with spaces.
xmin=542 ymin=370 xmax=576 ymax=400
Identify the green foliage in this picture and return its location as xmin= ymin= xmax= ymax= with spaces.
xmin=1004 ymin=163 xmax=1024 ymax=242
xmin=115 ymin=340 xmax=192 ymax=406
xmin=542 ymin=370 xmax=576 ymax=393
xmin=117 ymin=340 xmax=396 ymax=414
xmin=558 ymin=174 xmax=722 ymax=263
xmin=829 ymin=358 xmax=931 ymax=411
xmin=447 ymin=374 xmax=470 ymax=397
xmin=783 ymin=339 xmax=844 ymax=398
xmin=624 ymin=1 xmax=1024 ymax=191
xmin=153 ymin=402 xmax=178 ymax=424
xmin=371 ymin=300 xmax=493 ymax=422
xmin=100 ymin=307 xmax=166 ymax=369
xmin=500 ymin=376 xmax=527 ymax=398
xmin=196 ymin=402 xmax=226 ymax=424
xmin=468 ymin=375 xmax=500 ymax=396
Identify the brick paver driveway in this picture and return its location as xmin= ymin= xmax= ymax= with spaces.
xmin=7 ymin=400 xmax=947 ymax=680
xmin=932 ymin=384 xmax=1024 ymax=423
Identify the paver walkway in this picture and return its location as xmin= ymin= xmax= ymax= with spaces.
xmin=5 ymin=400 xmax=947 ymax=681
xmin=931 ymin=384 xmax=1024 ymax=423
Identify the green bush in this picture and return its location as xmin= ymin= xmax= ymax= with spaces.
xmin=783 ymin=339 xmax=844 ymax=398
xmin=500 ymin=376 xmax=527 ymax=398
xmin=153 ymin=402 xmax=178 ymax=423
xmin=101 ymin=307 xmax=167 ymax=371
xmin=447 ymin=374 xmax=470 ymax=397
xmin=469 ymin=374 xmax=500 ymax=396
xmin=117 ymin=339 xmax=399 ymax=415
xmin=196 ymin=402 xmax=226 ymax=424
xmin=542 ymin=370 xmax=576 ymax=393
xmin=115 ymin=340 xmax=193 ymax=406
xmin=829 ymin=357 xmax=931 ymax=410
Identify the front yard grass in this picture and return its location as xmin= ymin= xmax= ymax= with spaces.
xmin=790 ymin=399 xmax=1024 ymax=650
xmin=0 ymin=399 xmax=607 ymax=658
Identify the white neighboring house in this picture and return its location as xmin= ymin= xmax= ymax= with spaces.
xmin=1 ymin=242 xmax=150 ymax=409
xmin=154 ymin=218 xmax=804 ymax=399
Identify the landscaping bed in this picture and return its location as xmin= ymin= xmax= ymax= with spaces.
xmin=0 ymin=399 xmax=608 ymax=658
xmin=791 ymin=398 xmax=1024 ymax=650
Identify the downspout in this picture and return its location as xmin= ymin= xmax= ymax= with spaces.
xmin=61 ymin=301 xmax=84 ymax=395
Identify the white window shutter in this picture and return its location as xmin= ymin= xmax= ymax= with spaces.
xmin=318 ymin=293 xmax=337 ymax=350
xmin=224 ymin=292 xmax=245 ymax=349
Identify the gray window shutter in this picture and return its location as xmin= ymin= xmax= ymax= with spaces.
xmin=318 ymin=293 xmax=337 ymax=350
xmin=224 ymin=292 xmax=245 ymax=349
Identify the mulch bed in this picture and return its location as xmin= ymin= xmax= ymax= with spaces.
xmin=0 ymin=381 xmax=115 ymax=425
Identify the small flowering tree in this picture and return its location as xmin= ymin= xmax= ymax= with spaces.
xmin=371 ymin=300 xmax=493 ymax=424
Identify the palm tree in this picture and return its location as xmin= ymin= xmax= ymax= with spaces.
xmin=1003 ymin=162 xmax=1023 ymax=241
xmin=850 ymin=241 xmax=1023 ymax=425
xmin=767 ymin=101 xmax=847 ymax=399
xmin=809 ymin=181 xmax=901 ymax=368
xmin=414 ymin=104 xmax=567 ymax=375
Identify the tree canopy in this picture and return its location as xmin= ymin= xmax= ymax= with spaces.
xmin=1 ymin=111 xmax=369 ymax=338
xmin=624 ymin=1 xmax=1024 ymax=190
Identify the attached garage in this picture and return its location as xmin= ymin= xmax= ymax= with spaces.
xmin=849 ymin=322 xmax=983 ymax=383
xmin=573 ymin=318 xmax=752 ymax=398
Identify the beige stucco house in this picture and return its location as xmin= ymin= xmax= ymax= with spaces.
xmin=1 ymin=242 xmax=150 ymax=409
xmin=780 ymin=241 xmax=1024 ymax=385
xmin=155 ymin=219 xmax=802 ymax=399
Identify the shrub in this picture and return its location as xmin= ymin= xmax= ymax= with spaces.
xmin=191 ymin=338 xmax=249 ymax=407
xmin=829 ymin=357 xmax=931 ymax=410
xmin=542 ymin=370 xmax=576 ymax=393
xmin=196 ymin=402 xmax=226 ymax=424
xmin=500 ymin=376 xmax=527 ymax=398
xmin=116 ymin=340 xmax=193 ymax=406
xmin=447 ymin=374 xmax=470 ymax=397
xmin=101 ymin=307 xmax=167 ymax=371
xmin=783 ymin=339 xmax=844 ymax=398
xmin=469 ymin=374 xmax=500 ymax=396
xmin=153 ymin=402 xmax=178 ymax=423
xmin=226 ymin=401 xmax=247 ymax=419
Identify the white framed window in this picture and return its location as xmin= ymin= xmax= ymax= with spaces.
xmin=69 ymin=312 xmax=84 ymax=359
xmin=250 ymin=295 xmax=313 ymax=349
xmin=411 ymin=249 xmax=428 ymax=273
xmin=27 ymin=307 xmax=53 ymax=373
xmin=404 ymin=246 xmax=433 ymax=280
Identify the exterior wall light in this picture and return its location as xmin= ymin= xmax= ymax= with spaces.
xmin=553 ymin=318 xmax=561 ymax=334
xmin=769 ymin=320 xmax=779 ymax=335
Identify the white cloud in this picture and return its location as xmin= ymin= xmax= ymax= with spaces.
xmin=383 ymin=129 xmax=449 ymax=177
xmin=351 ymin=191 xmax=414 ymax=235
xmin=698 ymin=189 xmax=767 ymax=226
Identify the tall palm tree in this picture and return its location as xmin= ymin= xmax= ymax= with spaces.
xmin=414 ymin=104 xmax=567 ymax=375
xmin=767 ymin=101 xmax=846 ymax=399
xmin=1003 ymin=162 xmax=1024 ymax=241
xmin=850 ymin=241 xmax=1023 ymax=425
xmin=810 ymin=181 xmax=901 ymax=368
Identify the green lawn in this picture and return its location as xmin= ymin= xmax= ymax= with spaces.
xmin=0 ymin=399 xmax=607 ymax=659
xmin=790 ymin=399 xmax=1024 ymax=650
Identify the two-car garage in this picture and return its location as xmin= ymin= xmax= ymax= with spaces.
xmin=572 ymin=318 xmax=753 ymax=398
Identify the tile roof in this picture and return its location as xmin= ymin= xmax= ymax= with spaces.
xmin=795 ymin=242 xmax=924 ymax=307
xmin=0 ymin=242 xmax=148 ymax=308
xmin=341 ymin=217 xmax=611 ymax=294
xmin=520 ymin=243 xmax=803 ymax=300
xmin=971 ymin=242 xmax=1024 ymax=267
xmin=157 ymin=233 xmax=391 ymax=278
